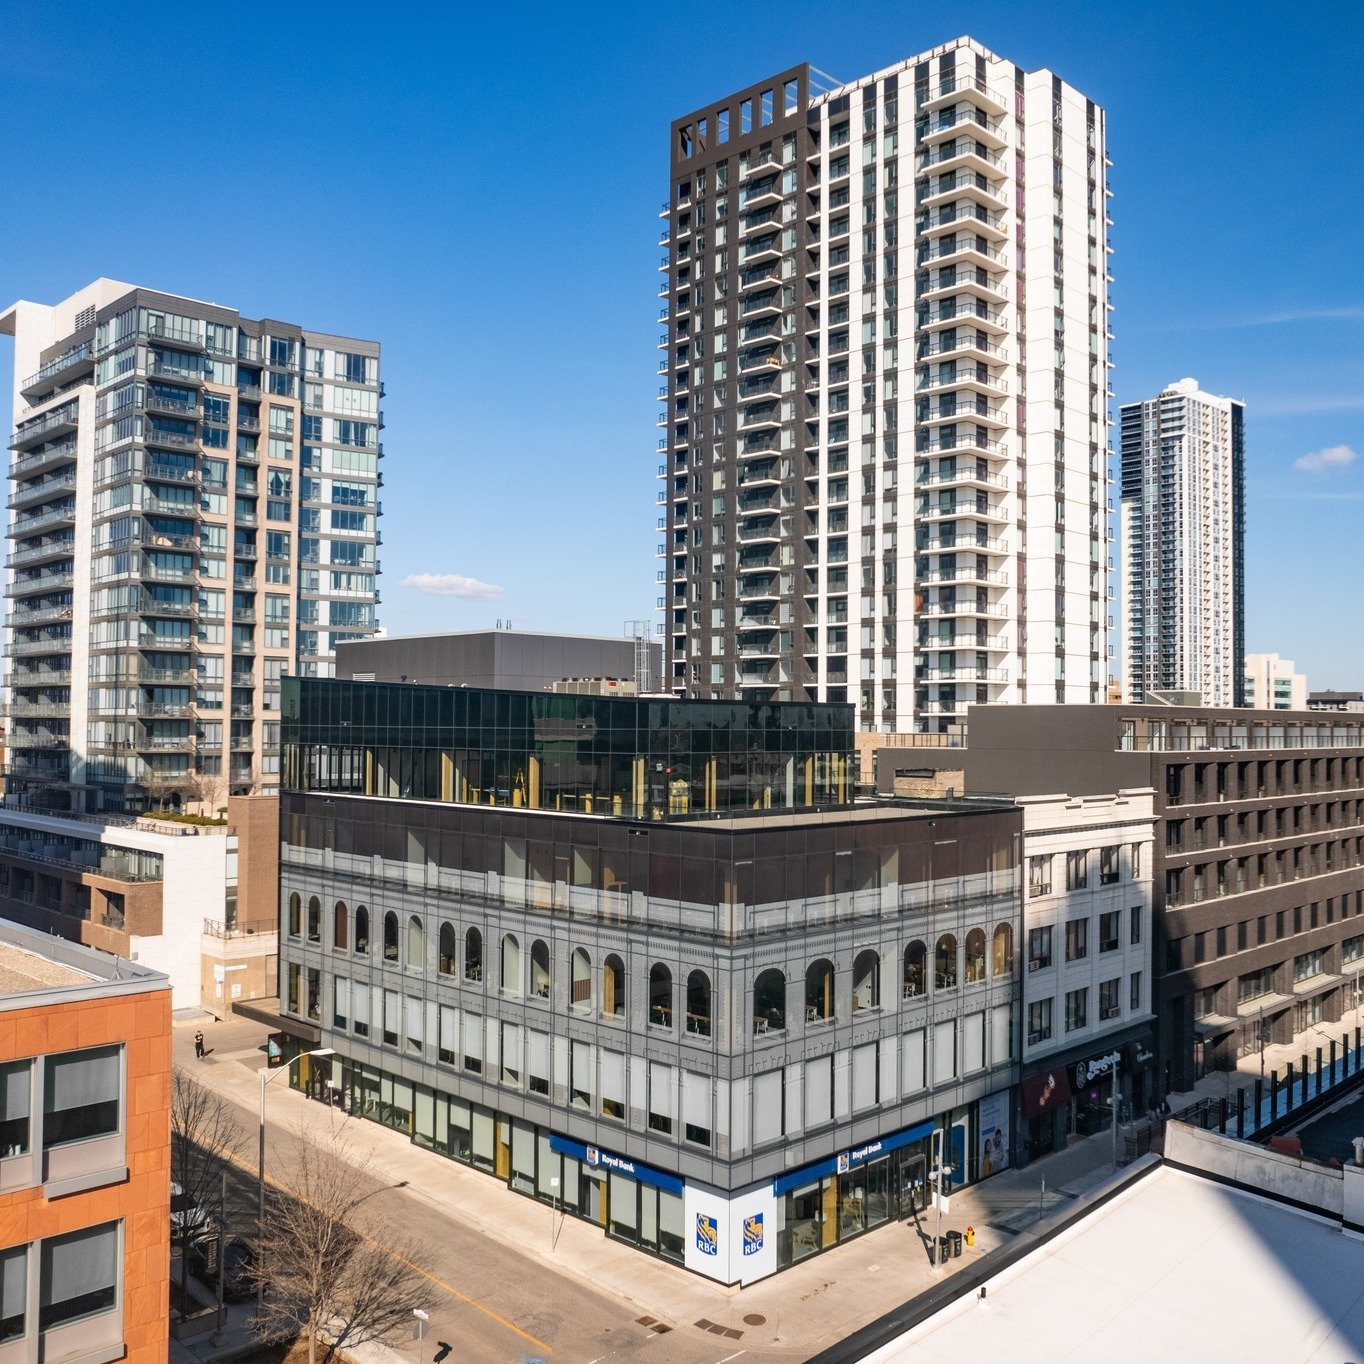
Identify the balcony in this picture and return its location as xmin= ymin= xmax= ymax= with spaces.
xmin=919 ymin=532 xmax=1009 ymax=555
xmin=9 ymin=534 xmax=76 ymax=567
xmin=916 ymin=465 xmax=1008 ymax=492
xmin=919 ymin=400 xmax=1008 ymax=432
xmin=917 ymin=599 xmax=1007 ymax=619
xmin=144 ymin=391 xmax=202 ymax=420
xmin=918 ymin=171 xmax=1007 ymax=214
xmin=4 ymin=600 xmax=73 ymax=629
xmin=917 ymin=632 xmax=1007 ymax=652
xmin=918 ymin=665 xmax=1009 ymax=682
xmin=916 ymin=139 xmax=1005 ymax=175
xmin=143 ymin=427 xmax=198 ymax=453
xmin=738 ymin=347 xmax=783 ymax=374
xmin=6 ymin=637 xmax=73 ymax=658
xmin=917 ymin=431 xmax=1007 ymax=461
xmin=739 ymin=235 xmax=782 ymax=264
xmin=917 ymin=268 xmax=1007 ymax=306
xmin=9 ymin=437 xmax=77 ymax=481
xmin=7 ymin=470 xmax=78 ymax=511
xmin=9 ymin=569 xmax=75 ymax=599
xmin=737 ymin=521 xmax=781 ymax=544
xmin=917 ymin=203 xmax=1007 ymax=242
xmin=918 ymin=106 xmax=1008 ymax=150
xmin=916 ymin=367 xmax=1007 ymax=399
xmin=918 ymin=299 xmax=1008 ymax=336
xmin=11 ymin=406 xmax=78 ymax=451
xmin=148 ymin=360 xmax=206 ymax=385
xmin=917 ymin=332 xmax=1007 ymax=364
xmin=920 ymin=75 xmax=1009 ymax=118
xmin=917 ymin=235 xmax=1006 ymax=270
xmin=19 ymin=341 xmax=96 ymax=400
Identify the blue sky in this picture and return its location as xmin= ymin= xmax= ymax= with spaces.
xmin=2 ymin=1 xmax=1361 ymax=686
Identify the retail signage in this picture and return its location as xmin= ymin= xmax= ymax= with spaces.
xmin=742 ymin=1213 xmax=764 ymax=1256
xmin=978 ymin=1090 xmax=1011 ymax=1176
xmin=773 ymin=1118 xmax=936 ymax=1195
xmin=1127 ymin=1039 xmax=1155 ymax=1069
xmin=548 ymin=1135 xmax=684 ymax=1195
xmin=1020 ymin=1067 xmax=1072 ymax=1118
xmin=1074 ymin=1049 xmax=1122 ymax=1088
xmin=696 ymin=1213 xmax=718 ymax=1256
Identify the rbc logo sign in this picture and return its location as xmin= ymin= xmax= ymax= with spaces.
xmin=695 ymin=1213 xmax=718 ymax=1256
xmin=742 ymin=1213 xmax=764 ymax=1256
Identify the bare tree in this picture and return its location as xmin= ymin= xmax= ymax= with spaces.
xmin=183 ymin=769 xmax=230 ymax=820
xmin=254 ymin=1122 xmax=424 ymax=1363
xmin=170 ymin=1067 xmax=245 ymax=1319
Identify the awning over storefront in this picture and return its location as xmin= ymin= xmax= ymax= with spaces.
xmin=1193 ymin=1014 xmax=1238 ymax=1038
xmin=1237 ymin=993 xmax=1293 ymax=1018
xmin=1020 ymin=1066 xmax=1072 ymax=1119
xmin=1292 ymin=973 xmax=1343 ymax=1000
xmin=232 ymin=995 xmax=320 ymax=1043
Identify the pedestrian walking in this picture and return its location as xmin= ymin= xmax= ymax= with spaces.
xmin=194 ymin=1031 xmax=205 ymax=1059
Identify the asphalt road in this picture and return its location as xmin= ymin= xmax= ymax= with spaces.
xmin=188 ymin=1098 xmax=729 ymax=1363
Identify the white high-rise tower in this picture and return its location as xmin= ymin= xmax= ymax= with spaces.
xmin=1119 ymin=378 xmax=1245 ymax=707
xmin=657 ymin=37 xmax=1113 ymax=732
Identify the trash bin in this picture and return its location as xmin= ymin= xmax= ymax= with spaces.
xmin=946 ymin=1230 xmax=963 ymax=1258
xmin=936 ymin=1235 xmax=951 ymax=1264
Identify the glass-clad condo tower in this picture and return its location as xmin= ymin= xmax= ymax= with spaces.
xmin=1 ymin=279 xmax=383 ymax=812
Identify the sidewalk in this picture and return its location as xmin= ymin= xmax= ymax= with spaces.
xmin=168 ymin=1012 xmax=1141 ymax=1360
xmin=1164 ymin=994 xmax=1364 ymax=1115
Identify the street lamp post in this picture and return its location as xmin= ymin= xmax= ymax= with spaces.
xmin=413 ymin=1307 xmax=429 ymax=1364
xmin=257 ymin=1046 xmax=335 ymax=1316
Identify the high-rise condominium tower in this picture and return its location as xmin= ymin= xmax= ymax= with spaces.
xmin=1119 ymin=378 xmax=1244 ymax=707
xmin=1 ymin=279 xmax=383 ymax=813
xmin=657 ymin=37 xmax=1112 ymax=732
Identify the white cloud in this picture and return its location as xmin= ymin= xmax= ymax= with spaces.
xmin=402 ymin=572 xmax=505 ymax=600
xmin=1294 ymin=444 xmax=1357 ymax=473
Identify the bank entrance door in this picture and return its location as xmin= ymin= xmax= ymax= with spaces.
xmin=897 ymin=1153 xmax=927 ymax=1218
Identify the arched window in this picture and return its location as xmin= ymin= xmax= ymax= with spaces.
xmin=570 ymin=948 xmax=592 ymax=1011
xmin=649 ymin=963 xmax=673 ymax=1028
xmin=354 ymin=905 xmax=369 ymax=956
xmin=805 ymin=958 xmax=835 ymax=1023
xmin=686 ymin=969 xmax=712 ymax=1037
xmin=287 ymin=892 xmax=301 ymax=938
xmin=332 ymin=900 xmax=348 ymax=952
xmin=438 ymin=922 xmax=456 ymax=975
xmin=992 ymin=923 xmax=1014 ymax=976
xmin=935 ymin=934 xmax=958 ymax=990
xmin=306 ymin=896 xmax=321 ymax=943
xmin=965 ymin=928 xmax=987 ymax=984
xmin=501 ymin=934 xmax=522 ymax=994
xmin=903 ymin=941 xmax=927 ymax=999
xmin=464 ymin=927 xmax=483 ymax=982
xmin=852 ymin=950 xmax=880 ymax=1011
xmin=383 ymin=911 xmax=399 ymax=962
xmin=531 ymin=940 xmax=551 ymax=999
xmin=602 ymin=954 xmax=625 ymax=1017
xmin=753 ymin=968 xmax=786 ymax=1034
xmin=407 ymin=915 xmax=424 ymax=970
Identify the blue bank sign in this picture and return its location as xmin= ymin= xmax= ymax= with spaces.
xmin=548 ymin=1135 xmax=684 ymax=1196
xmin=774 ymin=1119 xmax=936 ymax=1195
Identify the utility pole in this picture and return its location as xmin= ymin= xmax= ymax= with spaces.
xmin=931 ymin=1127 xmax=952 ymax=1267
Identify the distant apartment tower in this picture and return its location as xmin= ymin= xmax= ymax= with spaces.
xmin=657 ymin=37 xmax=1113 ymax=732
xmin=1120 ymin=378 xmax=1244 ymax=707
xmin=1244 ymin=652 xmax=1306 ymax=711
xmin=1 ymin=279 xmax=383 ymax=813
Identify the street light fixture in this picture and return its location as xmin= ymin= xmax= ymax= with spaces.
xmin=257 ymin=1046 xmax=335 ymax=1316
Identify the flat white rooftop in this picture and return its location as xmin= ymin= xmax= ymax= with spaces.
xmin=868 ymin=1164 xmax=1364 ymax=1362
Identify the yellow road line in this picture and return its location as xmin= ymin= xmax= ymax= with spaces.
xmin=221 ymin=1144 xmax=554 ymax=1354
